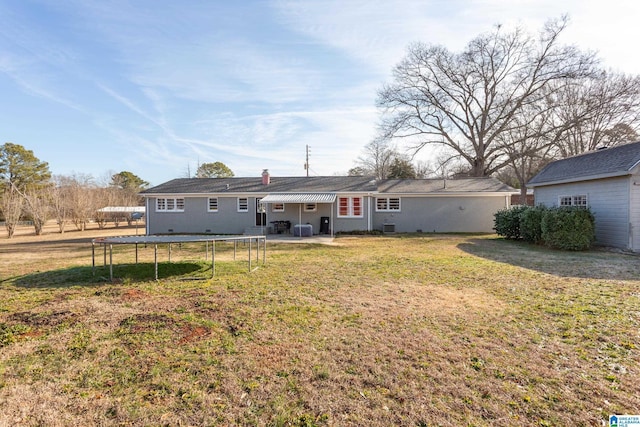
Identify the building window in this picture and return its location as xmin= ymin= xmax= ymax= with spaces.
xmin=208 ymin=197 xmax=218 ymax=212
xmin=338 ymin=197 xmax=363 ymax=217
xmin=237 ymin=197 xmax=249 ymax=212
xmin=272 ymin=203 xmax=285 ymax=212
xmin=304 ymin=203 xmax=317 ymax=212
xmin=156 ymin=198 xmax=185 ymax=212
xmin=376 ymin=197 xmax=401 ymax=212
xmin=559 ymin=195 xmax=588 ymax=208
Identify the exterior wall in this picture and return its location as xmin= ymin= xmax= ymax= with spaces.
xmin=145 ymin=193 xmax=513 ymax=236
xmin=533 ymin=176 xmax=631 ymax=250
xmin=630 ymin=170 xmax=640 ymax=252
xmin=146 ymin=196 xmax=264 ymax=234
xmin=372 ymin=195 xmax=510 ymax=233
xmin=145 ymin=195 xmax=373 ymax=235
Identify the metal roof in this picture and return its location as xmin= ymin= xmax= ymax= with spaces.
xmin=260 ymin=193 xmax=337 ymax=203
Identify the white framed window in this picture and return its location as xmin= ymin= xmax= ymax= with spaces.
xmin=376 ymin=197 xmax=401 ymax=212
xmin=338 ymin=196 xmax=363 ymax=218
xmin=237 ymin=197 xmax=249 ymax=212
xmin=208 ymin=197 xmax=218 ymax=212
xmin=304 ymin=203 xmax=317 ymax=212
xmin=156 ymin=197 xmax=185 ymax=212
xmin=272 ymin=203 xmax=285 ymax=212
xmin=559 ymin=195 xmax=588 ymax=208
xmin=573 ymin=195 xmax=587 ymax=207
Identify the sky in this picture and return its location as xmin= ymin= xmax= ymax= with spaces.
xmin=2 ymin=0 xmax=640 ymax=186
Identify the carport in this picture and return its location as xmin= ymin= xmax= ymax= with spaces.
xmin=259 ymin=193 xmax=336 ymax=237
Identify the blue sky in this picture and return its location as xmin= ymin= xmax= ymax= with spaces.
xmin=2 ymin=0 xmax=640 ymax=186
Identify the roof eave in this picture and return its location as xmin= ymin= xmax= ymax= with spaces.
xmin=528 ymin=171 xmax=631 ymax=188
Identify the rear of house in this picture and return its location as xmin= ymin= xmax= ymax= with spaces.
xmin=373 ymin=178 xmax=513 ymax=233
xmin=140 ymin=172 xmax=515 ymax=236
xmin=528 ymin=142 xmax=640 ymax=252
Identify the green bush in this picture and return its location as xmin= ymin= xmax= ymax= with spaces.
xmin=494 ymin=205 xmax=530 ymax=239
xmin=541 ymin=207 xmax=595 ymax=251
xmin=520 ymin=205 xmax=547 ymax=244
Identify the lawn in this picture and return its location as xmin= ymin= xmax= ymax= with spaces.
xmin=1 ymin=227 xmax=639 ymax=426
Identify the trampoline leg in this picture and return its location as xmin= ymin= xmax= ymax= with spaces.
xmin=109 ymin=244 xmax=113 ymax=281
xmin=154 ymin=244 xmax=158 ymax=280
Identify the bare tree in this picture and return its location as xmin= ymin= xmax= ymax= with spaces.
xmin=553 ymin=71 xmax=640 ymax=157
xmin=1 ymin=186 xmax=23 ymax=238
xmin=22 ymin=186 xmax=51 ymax=235
xmin=50 ymin=175 xmax=71 ymax=233
xmin=354 ymin=138 xmax=398 ymax=179
xmin=66 ymin=173 xmax=96 ymax=231
xmin=377 ymin=16 xmax=596 ymax=177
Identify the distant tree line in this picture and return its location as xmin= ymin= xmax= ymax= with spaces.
xmin=354 ymin=16 xmax=640 ymax=202
xmin=0 ymin=143 xmax=149 ymax=238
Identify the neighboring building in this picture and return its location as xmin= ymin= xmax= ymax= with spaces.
xmin=139 ymin=170 xmax=516 ymax=236
xmin=528 ymin=142 xmax=640 ymax=252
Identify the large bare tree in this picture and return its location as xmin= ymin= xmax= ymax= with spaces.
xmin=552 ymin=71 xmax=640 ymax=157
xmin=377 ymin=16 xmax=596 ymax=177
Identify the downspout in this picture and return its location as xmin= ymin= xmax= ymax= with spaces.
xmin=367 ymin=194 xmax=372 ymax=231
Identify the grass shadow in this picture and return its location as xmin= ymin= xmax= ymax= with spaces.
xmin=458 ymin=237 xmax=640 ymax=280
xmin=7 ymin=262 xmax=210 ymax=288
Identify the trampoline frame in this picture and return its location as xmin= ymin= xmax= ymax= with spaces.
xmin=91 ymin=234 xmax=266 ymax=281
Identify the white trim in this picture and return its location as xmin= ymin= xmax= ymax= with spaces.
xmin=375 ymin=197 xmax=401 ymax=212
xmin=207 ymin=197 xmax=219 ymax=212
xmin=156 ymin=197 xmax=185 ymax=212
xmin=337 ymin=196 xmax=364 ymax=218
xmin=237 ymin=197 xmax=249 ymax=212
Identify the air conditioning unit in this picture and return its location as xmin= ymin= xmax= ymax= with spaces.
xmin=383 ymin=223 xmax=396 ymax=233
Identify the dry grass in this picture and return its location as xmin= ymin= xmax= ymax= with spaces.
xmin=1 ymin=223 xmax=639 ymax=426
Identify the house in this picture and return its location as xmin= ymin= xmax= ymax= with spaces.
xmin=528 ymin=141 xmax=640 ymax=252
xmin=139 ymin=170 xmax=516 ymax=236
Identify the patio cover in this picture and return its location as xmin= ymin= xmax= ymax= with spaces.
xmin=260 ymin=193 xmax=336 ymax=203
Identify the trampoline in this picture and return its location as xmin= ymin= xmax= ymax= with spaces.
xmin=91 ymin=234 xmax=266 ymax=281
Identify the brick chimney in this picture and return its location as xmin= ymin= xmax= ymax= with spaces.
xmin=261 ymin=169 xmax=270 ymax=185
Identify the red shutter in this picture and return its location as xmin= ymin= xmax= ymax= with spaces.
xmin=339 ymin=197 xmax=349 ymax=216
xmin=353 ymin=197 xmax=362 ymax=216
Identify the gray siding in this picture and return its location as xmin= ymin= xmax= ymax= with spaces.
xmin=145 ymin=196 xmax=373 ymax=235
xmin=534 ymin=177 xmax=630 ymax=249
xmin=630 ymin=170 xmax=640 ymax=251
xmin=147 ymin=196 xmax=262 ymax=234
xmin=372 ymin=195 xmax=509 ymax=233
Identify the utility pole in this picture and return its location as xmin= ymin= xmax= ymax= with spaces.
xmin=304 ymin=145 xmax=310 ymax=177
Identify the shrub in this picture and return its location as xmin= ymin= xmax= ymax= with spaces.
xmin=494 ymin=205 xmax=530 ymax=239
xmin=520 ymin=205 xmax=547 ymax=244
xmin=541 ymin=207 xmax=595 ymax=251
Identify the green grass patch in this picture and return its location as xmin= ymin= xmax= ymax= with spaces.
xmin=0 ymin=234 xmax=639 ymax=425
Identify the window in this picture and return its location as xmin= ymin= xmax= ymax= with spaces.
xmin=156 ymin=197 xmax=185 ymax=212
xmin=338 ymin=197 xmax=363 ymax=217
xmin=376 ymin=197 xmax=401 ymax=212
xmin=272 ymin=203 xmax=285 ymax=212
xmin=304 ymin=203 xmax=317 ymax=212
xmin=237 ymin=197 xmax=249 ymax=212
xmin=559 ymin=195 xmax=588 ymax=208
xmin=208 ymin=197 xmax=218 ymax=212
